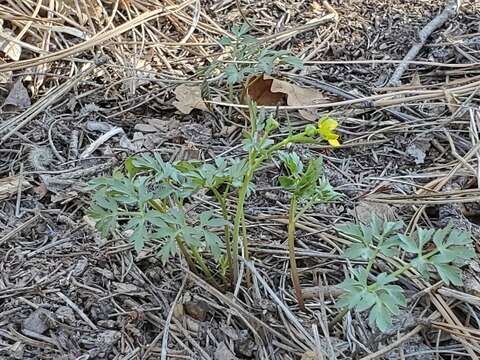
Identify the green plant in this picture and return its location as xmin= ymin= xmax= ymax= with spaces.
xmin=88 ymin=154 xmax=239 ymax=285
xmin=229 ymin=101 xmax=339 ymax=283
xmin=206 ymin=24 xmax=303 ymax=87
xmin=88 ymin=101 xmax=339 ymax=287
xmin=278 ymin=152 xmax=338 ymax=310
xmin=336 ymin=217 xmax=476 ymax=332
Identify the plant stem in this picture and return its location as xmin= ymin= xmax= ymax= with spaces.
xmin=175 ymin=236 xmax=198 ymax=273
xmin=241 ymin=210 xmax=251 ymax=287
xmin=211 ymin=187 xmax=233 ymax=283
xmin=231 ymin=170 xmax=253 ymax=284
xmin=288 ymin=195 xmax=305 ymax=311
xmin=230 ymin=130 xmax=316 ymax=284
xmin=329 ymin=307 xmax=349 ymax=329
xmin=191 ymin=248 xmax=220 ymax=289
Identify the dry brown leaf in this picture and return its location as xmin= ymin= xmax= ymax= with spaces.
xmin=0 ymin=19 xmax=21 ymax=61
xmin=311 ymin=1 xmax=324 ymax=14
xmin=242 ymin=75 xmax=286 ymax=106
xmin=270 ymin=75 xmax=326 ymax=120
xmin=0 ymin=59 xmax=12 ymax=83
xmin=242 ymin=74 xmax=326 ymax=120
xmin=0 ymin=176 xmax=31 ymax=200
xmin=173 ymin=84 xmax=209 ymax=114
xmin=301 ymin=351 xmax=318 ymax=360
xmin=2 ymin=80 xmax=31 ymax=111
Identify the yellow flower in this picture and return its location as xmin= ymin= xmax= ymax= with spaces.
xmin=318 ymin=117 xmax=340 ymax=147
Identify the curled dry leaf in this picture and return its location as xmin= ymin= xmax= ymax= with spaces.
xmin=2 ymin=80 xmax=31 ymax=111
xmin=241 ymin=75 xmax=286 ymax=106
xmin=173 ymin=84 xmax=209 ymax=114
xmin=242 ymin=74 xmax=327 ymax=120
xmin=0 ymin=19 xmax=21 ymax=61
xmin=0 ymin=59 xmax=12 ymax=83
xmin=0 ymin=176 xmax=31 ymax=200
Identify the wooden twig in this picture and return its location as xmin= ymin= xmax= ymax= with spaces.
xmin=387 ymin=0 xmax=460 ymax=86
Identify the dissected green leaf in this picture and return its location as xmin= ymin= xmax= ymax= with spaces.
xmin=127 ymin=216 xmax=146 ymax=252
xmin=158 ymin=237 xmax=177 ymax=265
xmin=368 ymin=302 xmax=391 ymax=333
xmin=397 ymin=234 xmax=418 ymax=254
xmin=432 ymin=262 xmax=463 ymax=286
xmin=343 ymin=243 xmax=374 ymax=260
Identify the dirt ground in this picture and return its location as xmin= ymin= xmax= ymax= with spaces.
xmin=1 ymin=0 xmax=480 ymax=359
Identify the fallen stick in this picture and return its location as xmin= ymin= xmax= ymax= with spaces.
xmin=387 ymin=0 xmax=460 ymax=86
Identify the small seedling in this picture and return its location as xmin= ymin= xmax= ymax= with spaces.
xmin=202 ymin=24 xmax=303 ymax=96
xmin=278 ymin=152 xmax=338 ymax=309
xmin=336 ymin=217 xmax=476 ymax=332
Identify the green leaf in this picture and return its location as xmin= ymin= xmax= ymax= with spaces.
xmin=218 ymin=35 xmax=232 ymax=46
xmin=368 ymin=302 xmax=391 ymax=332
xmin=336 ymin=223 xmax=363 ymax=238
xmin=375 ymin=273 xmax=397 ymax=287
xmin=379 ymin=237 xmax=400 ymax=257
xmin=93 ymin=189 xmax=118 ymax=212
xmin=432 ymin=223 xmax=452 ymax=248
xmin=88 ymin=204 xmax=118 ymax=238
xmin=397 ymin=234 xmax=418 ymax=253
xmin=370 ymin=215 xmax=383 ymax=238
xmin=433 ymin=262 xmax=463 ymax=286
xmin=279 ymin=176 xmax=296 ymax=190
xmin=146 ymin=210 xmax=168 ymax=228
xmin=207 ymin=217 xmax=229 ymax=227
xmin=199 ymin=210 xmax=229 ymax=228
xmin=154 ymin=226 xmax=178 ymax=240
xmin=225 ymin=64 xmax=242 ymax=85
xmin=281 ymin=55 xmax=304 ymax=69
xmin=294 ymin=158 xmax=322 ymax=198
xmin=158 ymin=237 xmax=177 ymax=265
xmin=125 ymin=157 xmax=141 ymax=177
xmin=278 ymin=151 xmax=303 ymax=176
xmin=204 ymin=230 xmax=222 ymax=260
xmin=356 ymin=291 xmax=376 ymax=312
xmin=382 ymin=220 xmax=404 ymax=237
xmin=417 ymin=227 xmax=434 ymax=248
xmin=411 ymin=256 xmax=430 ymax=280
xmin=181 ymin=225 xmax=202 ymax=247
xmin=446 ymin=228 xmax=472 ymax=246
xmin=127 ymin=217 xmax=146 ymax=252
xmin=343 ymin=243 xmax=374 ymax=260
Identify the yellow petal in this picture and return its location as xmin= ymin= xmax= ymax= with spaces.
xmin=318 ymin=118 xmax=338 ymax=132
xmin=328 ymin=138 xmax=341 ymax=147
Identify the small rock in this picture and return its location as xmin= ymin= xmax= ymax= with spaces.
xmin=72 ymin=257 xmax=88 ymax=276
xmin=301 ymin=351 xmax=317 ymax=360
xmin=55 ymin=306 xmax=76 ymax=325
xmin=97 ymin=320 xmax=117 ymax=329
xmin=214 ymin=342 xmax=238 ymax=360
xmin=22 ymin=309 xmax=54 ymax=335
xmin=405 ymin=138 xmax=431 ymax=164
xmin=183 ymin=300 xmax=210 ymax=321
xmin=353 ymin=201 xmax=395 ymax=224
xmin=96 ymin=330 xmax=121 ymax=347
xmin=113 ymin=282 xmax=139 ymax=293
xmin=7 ymin=341 xmax=24 ymax=359
xmin=173 ymin=303 xmax=185 ymax=319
